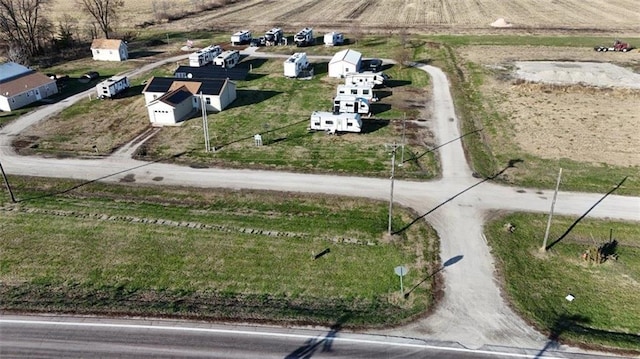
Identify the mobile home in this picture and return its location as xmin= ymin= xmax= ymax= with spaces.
xmin=324 ymin=32 xmax=344 ymax=46
xmin=188 ymin=45 xmax=222 ymax=67
xmin=95 ymin=76 xmax=130 ymax=98
xmin=344 ymin=71 xmax=388 ymax=87
xmin=231 ymin=30 xmax=251 ymax=45
xmin=283 ymin=52 xmax=310 ymax=78
xmin=309 ymin=111 xmax=362 ymax=134
xmin=213 ymin=50 xmax=240 ymax=69
xmin=333 ymin=95 xmax=370 ymax=115
xmin=336 ymin=84 xmax=377 ymax=102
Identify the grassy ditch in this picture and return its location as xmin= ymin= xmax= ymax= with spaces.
xmin=0 ymin=176 xmax=440 ymax=327
xmin=485 ymin=212 xmax=640 ymax=352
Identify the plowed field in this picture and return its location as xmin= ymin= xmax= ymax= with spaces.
xmin=52 ymin=0 xmax=639 ymax=34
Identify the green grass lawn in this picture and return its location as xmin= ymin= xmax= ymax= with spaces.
xmin=485 ymin=213 xmax=640 ymax=352
xmin=0 ymin=176 xmax=440 ymax=327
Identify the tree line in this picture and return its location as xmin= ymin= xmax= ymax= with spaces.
xmin=0 ymin=0 xmax=123 ymax=64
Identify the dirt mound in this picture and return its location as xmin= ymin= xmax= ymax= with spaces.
xmin=514 ymin=61 xmax=640 ymax=89
xmin=490 ymin=18 xmax=513 ymax=28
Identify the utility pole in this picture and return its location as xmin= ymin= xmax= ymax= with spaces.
xmin=386 ymin=142 xmax=400 ymax=235
xmin=201 ymin=92 xmax=211 ymax=152
xmin=0 ymin=159 xmax=17 ymax=203
xmin=542 ymin=168 xmax=562 ymax=251
xmin=400 ymin=113 xmax=406 ymax=165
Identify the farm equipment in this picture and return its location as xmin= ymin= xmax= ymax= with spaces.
xmin=594 ymin=40 xmax=633 ymax=52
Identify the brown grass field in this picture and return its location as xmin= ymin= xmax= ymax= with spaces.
xmin=51 ymin=0 xmax=640 ymax=35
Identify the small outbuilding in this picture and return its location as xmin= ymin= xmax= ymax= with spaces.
xmin=91 ymin=39 xmax=128 ymax=61
xmin=142 ymin=77 xmax=236 ymax=126
xmin=328 ymin=49 xmax=362 ymax=78
xmin=0 ymin=62 xmax=58 ymax=112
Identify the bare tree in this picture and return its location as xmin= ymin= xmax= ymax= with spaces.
xmin=57 ymin=14 xmax=78 ymax=48
xmin=77 ymin=0 xmax=124 ymax=38
xmin=0 ymin=0 xmax=51 ymax=60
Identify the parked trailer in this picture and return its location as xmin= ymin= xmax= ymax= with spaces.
xmin=264 ymin=27 xmax=284 ymax=46
xmin=333 ymin=95 xmax=370 ymax=115
xmin=214 ymin=50 xmax=240 ymax=69
xmin=231 ymin=30 xmax=252 ymax=45
xmin=309 ymin=111 xmax=362 ymax=134
xmin=96 ymin=76 xmax=129 ymax=99
xmin=283 ymin=52 xmax=310 ymax=78
xmin=344 ymin=71 xmax=388 ymax=87
xmin=294 ymin=27 xmax=314 ymax=47
xmin=324 ymin=32 xmax=344 ymax=46
xmin=336 ymin=84 xmax=377 ymax=102
xmin=188 ymin=45 xmax=222 ymax=67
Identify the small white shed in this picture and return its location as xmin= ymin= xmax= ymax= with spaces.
xmin=328 ymin=49 xmax=361 ymax=78
xmin=91 ymin=39 xmax=128 ymax=61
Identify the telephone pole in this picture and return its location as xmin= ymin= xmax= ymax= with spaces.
xmin=400 ymin=113 xmax=406 ymax=165
xmin=386 ymin=142 xmax=401 ymax=235
xmin=542 ymin=168 xmax=562 ymax=251
xmin=201 ymin=92 xmax=211 ymax=152
xmin=0 ymin=160 xmax=17 ymax=203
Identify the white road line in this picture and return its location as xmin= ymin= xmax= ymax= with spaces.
xmin=0 ymin=319 xmax=571 ymax=358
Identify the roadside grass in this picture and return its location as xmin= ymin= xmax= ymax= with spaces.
xmin=0 ymin=176 xmax=440 ymax=327
xmin=485 ymin=212 xmax=640 ymax=352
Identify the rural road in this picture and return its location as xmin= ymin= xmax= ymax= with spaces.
xmin=1 ymin=50 xmax=638 ymax=355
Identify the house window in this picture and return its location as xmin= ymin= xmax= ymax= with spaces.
xmin=363 ymin=89 xmax=370 ymax=95
xmin=347 ymin=122 xmax=352 ymax=127
xmin=325 ymin=120 xmax=333 ymax=125
xmin=96 ymin=50 xmax=100 ymax=54
xmin=206 ymin=97 xmax=211 ymax=105
xmin=313 ymin=122 xmax=320 ymax=126
xmin=350 ymin=89 xmax=357 ymax=95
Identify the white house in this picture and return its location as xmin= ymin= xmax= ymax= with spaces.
xmin=142 ymin=77 xmax=236 ymax=126
xmin=0 ymin=62 xmax=58 ymax=112
xmin=328 ymin=49 xmax=361 ymax=78
xmin=91 ymin=39 xmax=128 ymax=61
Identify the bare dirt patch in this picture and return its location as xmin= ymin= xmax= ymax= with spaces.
xmin=457 ymin=45 xmax=640 ymax=167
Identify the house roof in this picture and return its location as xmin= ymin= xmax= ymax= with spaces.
xmin=173 ymin=66 xmax=248 ymax=81
xmin=0 ymin=71 xmax=55 ymax=97
xmin=143 ymin=77 xmax=229 ymax=96
xmin=91 ymin=38 xmax=125 ymax=50
xmin=330 ymin=49 xmax=361 ymax=65
xmin=0 ymin=62 xmax=32 ymax=82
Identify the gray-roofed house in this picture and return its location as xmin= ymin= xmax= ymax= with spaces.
xmin=142 ymin=77 xmax=236 ymax=126
xmin=91 ymin=39 xmax=128 ymax=61
xmin=0 ymin=62 xmax=58 ymax=112
xmin=328 ymin=49 xmax=362 ymax=78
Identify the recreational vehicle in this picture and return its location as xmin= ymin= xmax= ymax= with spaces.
xmin=231 ymin=30 xmax=251 ymax=45
xmin=336 ymin=84 xmax=377 ymax=102
xmin=214 ymin=50 xmax=240 ymax=69
xmin=188 ymin=45 xmax=222 ymax=67
xmin=324 ymin=32 xmax=344 ymax=46
xmin=309 ymin=111 xmax=362 ymax=134
xmin=96 ymin=76 xmax=129 ymax=99
xmin=333 ymin=95 xmax=370 ymax=115
xmin=344 ymin=71 xmax=388 ymax=87
xmin=294 ymin=27 xmax=314 ymax=47
xmin=283 ymin=53 xmax=310 ymax=78
xmin=264 ymin=28 xmax=284 ymax=46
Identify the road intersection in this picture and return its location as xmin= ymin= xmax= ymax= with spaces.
xmin=0 ymin=52 xmax=638 ymax=354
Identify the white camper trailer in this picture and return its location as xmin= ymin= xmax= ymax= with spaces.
xmin=283 ymin=52 xmax=310 ymax=78
xmin=264 ymin=28 xmax=284 ymax=46
xmin=336 ymin=84 xmax=377 ymax=102
xmin=214 ymin=50 xmax=240 ymax=69
xmin=96 ymin=76 xmax=130 ymax=99
xmin=294 ymin=27 xmax=314 ymax=47
xmin=344 ymin=71 xmax=388 ymax=87
xmin=231 ymin=30 xmax=251 ymax=45
xmin=309 ymin=111 xmax=362 ymax=134
xmin=324 ymin=32 xmax=344 ymax=46
xmin=333 ymin=95 xmax=370 ymax=115
xmin=189 ymin=45 xmax=222 ymax=67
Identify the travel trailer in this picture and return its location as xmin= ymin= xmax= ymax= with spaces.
xmin=213 ymin=50 xmax=240 ymax=69
xmin=294 ymin=27 xmax=314 ymax=47
xmin=188 ymin=45 xmax=222 ymax=67
xmin=333 ymin=95 xmax=370 ymax=115
xmin=95 ymin=76 xmax=129 ymax=98
xmin=283 ymin=52 xmax=310 ymax=78
xmin=336 ymin=84 xmax=377 ymax=102
xmin=231 ymin=30 xmax=251 ymax=45
xmin=309 ymin=111 xmax=362 ymax=134
xmin=324 ymin=32 xmax=344 ymax=46
xmin=344 ymin=71 xmax=388 ymax=87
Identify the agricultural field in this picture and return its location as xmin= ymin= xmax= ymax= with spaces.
xmin=49 ymin=0 xmax=640 ymax=35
